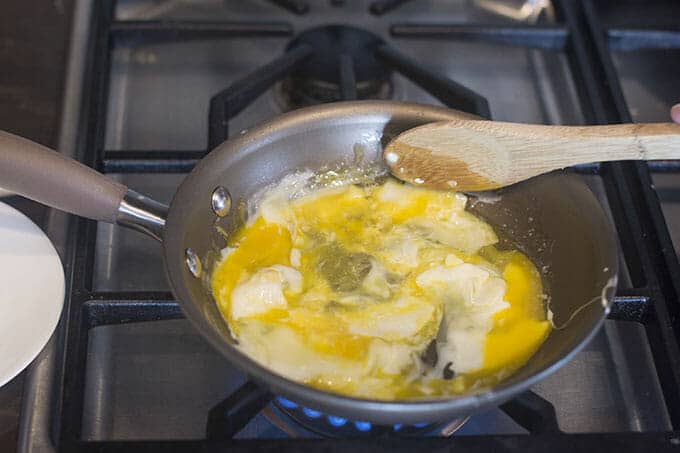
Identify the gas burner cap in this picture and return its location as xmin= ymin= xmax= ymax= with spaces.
xmin=279 ymin=25 xmax=393 ymax=108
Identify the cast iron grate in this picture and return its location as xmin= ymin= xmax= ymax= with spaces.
xmin=207 ymin=23 xmax=490 ymax=149
xmin=54 ymin=0 xmax=680 ymax=451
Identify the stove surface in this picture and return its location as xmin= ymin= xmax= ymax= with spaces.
xmin=89 ymin=0 xmax=671 ymax=440
xmin=80 ymin=318 xmax=669 ymax=440
xmin=19 ymin=0 xmax=680 ymax=451
xmin=106 ymin=0 xmax=582 ymax=153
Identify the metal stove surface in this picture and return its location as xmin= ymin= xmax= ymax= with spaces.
xmin=81 ymin=318 xmax=669 ymax=440
xmin=90 ymin=0 xmax=667 ymax=440
xmin=18 ymin=0 xmax=680 ymax=451
xmin=106 ymin=0 xmax=582 ymax=153
xmin=593 ymin=1 xmax=680 ymax=260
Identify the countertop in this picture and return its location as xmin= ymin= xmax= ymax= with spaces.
xmin=0 ymin=1 xmax=74 ymax=451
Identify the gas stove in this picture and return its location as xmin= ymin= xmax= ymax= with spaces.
xmin=19 ymin=0 xmax=680 ymax=451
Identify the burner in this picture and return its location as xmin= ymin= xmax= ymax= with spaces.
xmin=278 ymin=25 xmax=393 ymax=108
xmin=268 ymin=397 xmax=469 ymax=438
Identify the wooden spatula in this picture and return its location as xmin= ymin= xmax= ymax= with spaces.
xmin=383 ymin=119 xmax=680 ymax=191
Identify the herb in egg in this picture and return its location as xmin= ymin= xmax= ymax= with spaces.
xmin=316 ymin=243 xmax=373 ymax=292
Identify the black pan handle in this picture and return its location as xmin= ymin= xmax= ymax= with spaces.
xmin=0 ymin=130 xmax=167 ymax=241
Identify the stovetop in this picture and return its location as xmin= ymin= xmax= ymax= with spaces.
xmin=18 ymin=0 xmax=680 ymax=452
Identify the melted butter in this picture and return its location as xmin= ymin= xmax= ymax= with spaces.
xmin=211 ymin=176 xmax=550 ymax=400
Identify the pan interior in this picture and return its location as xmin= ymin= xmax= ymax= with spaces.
xmin=164 ymin=102 xmax=617 ymax=422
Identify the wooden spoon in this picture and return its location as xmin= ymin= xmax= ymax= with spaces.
xmin=383 ymin=119 xmax=680 ymax=191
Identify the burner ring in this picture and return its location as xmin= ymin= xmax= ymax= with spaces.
xmin=287 ymin=25 xmax=390 ymax=86
xmin=269 ymin=397 xmax=469 ymax=438
xmin=280 ymin=25 xmax=393 ymax=107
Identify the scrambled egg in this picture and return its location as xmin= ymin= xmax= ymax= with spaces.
xmin=211 ymin=173 xmax=550 ymax=400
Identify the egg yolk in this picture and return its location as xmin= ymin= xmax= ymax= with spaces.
xmin=482 ymin=252 xmax=550 ymax=376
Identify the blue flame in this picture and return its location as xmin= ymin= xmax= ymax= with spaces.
xmin=276 ymin=396 xmax=435 ymax=434
xmin=276 ymin=397 xmax=298 ymax=409
xmin=328 ymin=415 xmax=348 ymax=427
xmin=302 ymin=407 xmax=322 ymax=418
xmin=354 ymin=421 xmax=372 ymax=431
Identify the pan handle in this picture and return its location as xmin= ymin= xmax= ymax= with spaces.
xmin=0 ymin=131 xmax=167 ymax=241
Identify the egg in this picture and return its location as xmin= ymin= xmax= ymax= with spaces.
xmin=211 ymin=170 xmax=551 ymax=400
xmin=230 ymin=265 xmax=302 ymax=320
xmin=341 ymin=295 xmax=441 ymax=343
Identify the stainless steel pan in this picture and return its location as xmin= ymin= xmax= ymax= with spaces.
xmin=0 ymin=101 xmax=618 ymax=424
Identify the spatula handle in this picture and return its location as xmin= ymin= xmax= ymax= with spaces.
xmin=540 ymin=123 xmax=680 ymax=163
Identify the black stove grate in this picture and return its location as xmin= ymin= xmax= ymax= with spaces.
xmin=207 ymin=24 xmax=490 ymax=149
xmin=53 ymin=0 xmax=680 ymax=451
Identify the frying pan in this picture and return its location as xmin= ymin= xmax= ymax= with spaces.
xmin=0 ymin=101 xmax=617 ymax=424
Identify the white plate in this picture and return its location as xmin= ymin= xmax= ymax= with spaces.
xmin=0 ymin=202 xmax=64 ymax=387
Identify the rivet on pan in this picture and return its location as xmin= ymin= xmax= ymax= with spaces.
xmin=211 ymin=186 xmax=231 ymax=217
xmin=185 ymin=248 xmax=202 ymax=278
